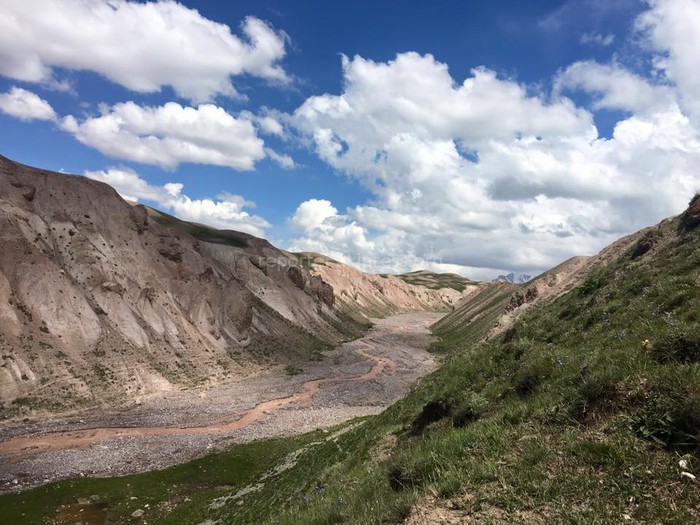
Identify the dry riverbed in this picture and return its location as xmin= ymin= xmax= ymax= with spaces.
xmin=0 ymin=312 xmax=442 ymax=492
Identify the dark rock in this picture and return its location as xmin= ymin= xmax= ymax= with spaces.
xmin=22 ymin=185 xmax=36 ymax=202
xmin=679 ymin=194 xmax=700 ymax=232
xmin=287 ymin=266 xmax=306 ymax=290
xmin=631 ymin=234 xmax=656 ymax=259
xmin=129 ymin=205 xmax=149 ymax=234
xmin=9 ymin=179 xmax=37 ymax=201
xmin=506 ymin=286 xmax=538 ymax=312
xmin=158 ymin=243 xmax=183 ymax=263
xmin=101 ymin=281 xmax=125 ymax=295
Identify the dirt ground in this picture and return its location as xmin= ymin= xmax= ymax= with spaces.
xmin=0 ymin=312 xmax=442 ymax=492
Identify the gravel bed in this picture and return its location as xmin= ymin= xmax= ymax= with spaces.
xmin=0 ymin=312 xmax=441 ymax=493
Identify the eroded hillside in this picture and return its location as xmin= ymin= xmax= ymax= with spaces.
xmin=0 ymin=156 xmax=462 ymax=417
xmin=297 ymin=252 xmax=472 ymax=320
xmin=1 ymin=193 xmax=698 ymax=523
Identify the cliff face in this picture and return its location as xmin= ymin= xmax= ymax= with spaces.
xmin=0 ymin=156 xmax=462 ymax=416
xmin=295 ymin=253 xmax=472 ymax=319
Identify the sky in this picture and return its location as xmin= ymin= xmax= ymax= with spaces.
xmin=0 ymin=0 xmax=698 ymax=280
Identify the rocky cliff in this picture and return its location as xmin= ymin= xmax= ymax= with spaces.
xmin=295 ymin=253 xmax=470 ymax=320
xmin=0 ymin=156 xmax=464 ymax=416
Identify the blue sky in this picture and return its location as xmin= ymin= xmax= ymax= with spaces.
xmin=0 ymin=0 xmax=698 ymax=280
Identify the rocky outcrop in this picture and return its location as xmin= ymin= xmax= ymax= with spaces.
xmin=0 ymin=156 xmax=461 ymax=417
xmin=298 ymin=253 xmax=470 ymax=318
xmin=505 ymin=286 xmax=539 ymax=312
xmin=287 ymin=266 xmax=335 ymax=308
xmin=680 ymin=194 xmax=700 ymax=232
xmin=0 ymin=156 xmax=353 ymax=416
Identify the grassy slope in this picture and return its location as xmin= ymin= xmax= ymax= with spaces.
xmin=2 ymin=212 xmax=699 ymax=524
xmin=431 ymin=281 xmax=518 ymax=353
xmin=147 ymin=207 xmax=250 ymax=248
xmin=394 ymin=271 xmax=476 ymax=292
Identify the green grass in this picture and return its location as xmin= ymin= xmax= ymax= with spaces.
xmin=395 ymin=270 xmax=476 ymax=292
xmin=430 ymin=282 xmax=517 ymax=353
xmin=3 ymin=211 xmax=699 ymax=524
xmin=285 ymin=365 xmax=303 ymax=376
xmin=289 ymin=252 xmax=339 ymax=269
xmin=148 ymin=207 xmax=249 ymax=248
xmin=0 ymin=434 xmax=313 ymax=525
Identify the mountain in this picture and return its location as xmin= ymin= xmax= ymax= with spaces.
xmin=298 ymin=253 xmax=471 ymax=320
xmin=13 ymin=195 xmax=695 ymax=523
xmin=494 ymin=272 xmax=532 ymax=284
xmin=0 ymin=155 xmax=465 ymax=417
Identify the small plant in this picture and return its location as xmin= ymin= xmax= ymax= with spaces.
xmin=285 ymin=365 xmax=303 ymax=376
xmin=578 ymin=270 xmax=607 ymax=296
xmin=651 ymin=331 xmax=700 ymax=363
xmin=93 ymin=364 xmax=107 ymax=380
xmin=511 ymin=360 xmax=550 ymax=397
xmin=633 ymin=394 xmax=700 ymax=451
xmin=451 ymin=391 xmax=487 ymax=427
xmin=409 ymin=399 xmax=451 ymax=435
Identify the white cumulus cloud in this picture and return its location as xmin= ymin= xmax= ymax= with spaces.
xmin=0 ymin=0 xmax=289 ymax=102
xmin=637 ymin=0 xmax=700 ymax=123
xmin=288 ymin=199 xmax=376 ymax=265
xmin=555 ymin=61 xmax=675 ymax=114
xmin=84 ymin=167 xmax=270 ymax=236
xmin=0 ymin=86 xmax=56 ymax=121
xmin=287 ymin=48 xmax=700 ymax=278
xmin=61 ymin=101 xmax=266 ymax=170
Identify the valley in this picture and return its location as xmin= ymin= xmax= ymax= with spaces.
xmin=0 ymin=155 xmax=697 ymax=524
xmin=0 ymin=312 xmax=441 ymax=492
xmin=1 ymin=2 xmax=699 ymax=522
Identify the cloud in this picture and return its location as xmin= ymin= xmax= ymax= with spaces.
xmin=264 ymin=148 xmax=295 ymax=169
xmin=61 ymin=101 xmax=266 ymax=170
xmin=554 ymin=61 xmax=675 ymax=113
xmin=579 ymin=32 xmax=615 ymax=46
xmin=289 ymin=199 xmax=340 ymax=234
xmin=538 ymin=0 xmax=637 ymax=31
xmin=637 ymin=0 xmax=700 ymax=122
xmin=0 ymin=86 xmax=56 ymax=121
xmin=84 ymin=167 xmax=270 ymax=236
xmin=288 ymin=199 xmax=376 ymax=264
xmin=287 ymin=50 xmax=700 ymax=278
xmin=0 ymin=0 xmax=289 ymax=102
xmin=293 ymin=53 xmax=595 ymax=167
xmin=259 ymin=117 xmax=285 ymax=136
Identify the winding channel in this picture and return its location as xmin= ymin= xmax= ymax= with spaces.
xmin=0 ymin=330 xmax=401 ymax=457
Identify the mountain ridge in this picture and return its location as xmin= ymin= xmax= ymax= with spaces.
xmin=0 ymin=155 xmax=467 ymax=418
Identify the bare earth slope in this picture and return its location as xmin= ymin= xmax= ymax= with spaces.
xmin=297 ymin=252 xmax=471 ymax=319
xmin=0 ymin=312 xmax=441 ymax=492
xmin=0 ymin=156 xmax=460 ymax=418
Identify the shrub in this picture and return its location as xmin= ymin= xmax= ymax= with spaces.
xmin=512 ymin=361 xmax=550 ymax=397
xmin=451 ymin=391 xmax=487 ymax=428
xmin=567 ymin=372 xmax=620 ymax=423
xmin=633 ymin=394 xmax=700 ymax=452
xmin=388 ymin=455 xmax=435 ymax=491
xmin=651 ymin=332 xmax=700 ymax=364
xmin=578 ymin=273 xmax=605 ymax=296
xmin=410 ymin=399 xmax=451 ymax=436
